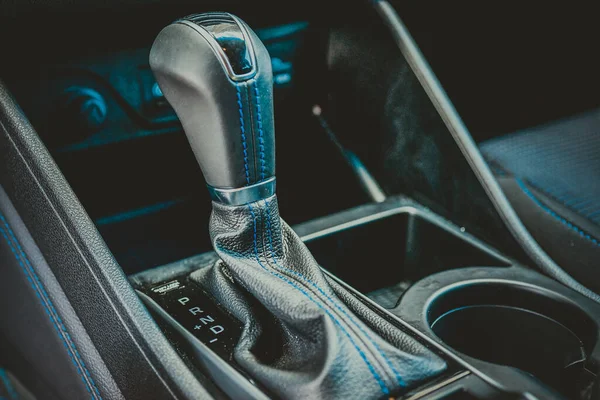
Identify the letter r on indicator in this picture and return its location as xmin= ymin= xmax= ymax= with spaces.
xmin=189 ymin=307 xmax=203 ymax=315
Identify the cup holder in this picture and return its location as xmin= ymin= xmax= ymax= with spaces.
xmin=426 ymin=281 xmax=598 ymax=398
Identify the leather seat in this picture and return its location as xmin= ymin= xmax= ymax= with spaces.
xmin=481 ymin=110 xmax=600 ymax=293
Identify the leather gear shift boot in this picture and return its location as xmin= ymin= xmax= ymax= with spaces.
xmin=191 ymin=197 xmax=447 ymax=399
xmin=150 ymin=12 xmax=446 ymax=399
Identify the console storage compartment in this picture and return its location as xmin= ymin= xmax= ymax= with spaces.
xmin=128 ymin=196 xmax=600 ymax=399
xmin=293 ymin=197 xmax=511 ymax=308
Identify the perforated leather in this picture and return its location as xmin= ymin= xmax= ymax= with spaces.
xmin=482 ymin=110 xmax=600 ymax=230
xmin=481 ymin=110 xmax=600 ymax=293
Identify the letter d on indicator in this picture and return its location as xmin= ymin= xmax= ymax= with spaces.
xmin=210 ymin=325 xmax=224 ymax=335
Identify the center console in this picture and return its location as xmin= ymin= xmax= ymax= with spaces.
xmin=130 ymin=192 xmax=600 ymax=399
xmin=2 ymin=1 xmax=600 ymax=400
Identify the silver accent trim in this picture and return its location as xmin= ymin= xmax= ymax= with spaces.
xmin=177 ymin=17 xmax=258 ymax=82
xmin=208 ymin=177 xmax=276 ymax=205
xmin=345 ymin=151 xmax=387 ymax=203
xmin=312 ymin=104 xmax=387 ymax=203
xmin=403 ymin=371 xmax=470 ymax=400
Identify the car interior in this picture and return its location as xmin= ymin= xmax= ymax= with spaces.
xmin=1 ymin=1 xmax=600 ymax=399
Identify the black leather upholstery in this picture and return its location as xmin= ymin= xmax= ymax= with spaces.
xmin=481 ymin=110 xmax=600 ymax=293
xmin=0 ymin=186 xmax=116 ymax=399
xmin=0 ymin=367 xmax=35 ymax=400
xmin=190 ymin=196 xmax=447 ymax=399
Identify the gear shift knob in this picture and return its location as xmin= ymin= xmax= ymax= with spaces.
xmin=150 ymin=13 xmax=275 ymax=205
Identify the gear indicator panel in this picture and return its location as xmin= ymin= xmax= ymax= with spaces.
xmin=147 ymin=278 xmax=243 ymax=361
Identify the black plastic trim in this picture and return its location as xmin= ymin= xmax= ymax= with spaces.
xmin=373 ymin=0 xmax=600 ymax=303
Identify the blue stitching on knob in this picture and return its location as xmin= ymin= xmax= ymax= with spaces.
xmin=262 ymin=199 xmax=405 ymax=388
xmin=253 ymin=85 xmax=266 ymax=181
xmin=236 ymin=86 xmax=250 ymax=185
xmin=247 ymin=204 xmax=389 ymax=395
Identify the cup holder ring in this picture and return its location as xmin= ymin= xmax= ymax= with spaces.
xmin=394 ymin=266 xmax=600 ymax=399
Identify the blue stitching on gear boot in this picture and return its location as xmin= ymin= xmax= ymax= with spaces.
xmin=246 ymin=204 xmax=389 ymax=395
xmin=0 ymin=214 xmax=102 ymax=399
xmin=516 ymin=179 xmax=599 ymax=247
xmin=236 ymin=86 xmax=250 ymax=184
xmin=262 ymin=198 xmax=405 ymax=388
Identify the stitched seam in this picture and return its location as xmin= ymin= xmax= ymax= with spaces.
xmin=527 ymin=181 xmax=600 ymax=221
xmin=247 ymin=204 xmax=389 ymax=395
xmin=0 ymin=228 xmax=93 ymax=398
xmin=253 ymin=85 xmax=266 ymax=181
xmin=488 ymin=162 xmax=600 ymax=229
xmin=236 ymin=86 xmax=250 ymax=185
xmin=0 ymin=369 xmax=18 ymax=400
xmin=263 ymin=199 xmax=405 ymax=387
xmin=0 ymin=215 xmax=102 ymax=397
xmin=0 ymin=214 xmax=102 ymax=399
xmin=251 ymin=80 xmax=402 ymax=385
xmin=516 ymin=179 xmax=600 ymax=247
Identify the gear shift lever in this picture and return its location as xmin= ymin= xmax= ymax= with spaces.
xmin=150 ymin=13 xmax=275 ymax=204
xmin=150 ymin=13 xmax=446 ymax=399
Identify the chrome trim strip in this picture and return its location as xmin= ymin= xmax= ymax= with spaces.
xmin=312 ymin=105 xmax=387 ymax=203
xmin=403 ymin=371 xmax=470 ymax=400
xmin=207 ymin=177 xmax=276 ymax=205
xmin=345 ymin=151 xmax=387 ymax=203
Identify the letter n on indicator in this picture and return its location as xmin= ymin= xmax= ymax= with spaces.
xmin=199 ymin=315 xmax=214 ymax=325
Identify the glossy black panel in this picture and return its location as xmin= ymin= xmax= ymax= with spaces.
xmin=185 ymin=13 xmax=253 ymax=76
xmin=147 ymin=278 xmax=243 ymax=361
